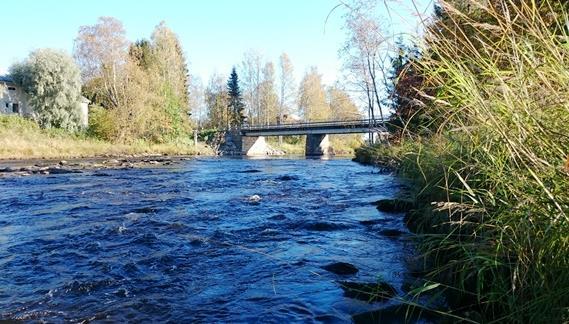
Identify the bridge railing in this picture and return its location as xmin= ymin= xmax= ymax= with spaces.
xmin=241 ymin=119 xmax=385 ymax=131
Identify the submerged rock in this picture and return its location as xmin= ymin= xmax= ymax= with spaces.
xmin=322 ymin=262 xmax=359 ymax=275
xmin=268 ymin=214 xmax=287 ymax=221
xmin=302 ymin=222 xmax=351 ymax=231
xmin=276 ymin=175 xmax=299 ymax=181
xmin=377 ymin=228 xmax=405 ymax=238
xmin=240 ymin=169 xmax=262 ymax=173
xmin=373 ymin=199 xmax=415 ymax=213
xmin=130 ymin=207 xmax=158 ymax=214
xmin=359 ymin=219 xmax=389 ymax=226
xmin=339 ymin=281 xmax=396 ymax=303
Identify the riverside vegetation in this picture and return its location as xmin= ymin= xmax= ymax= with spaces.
xmin=0 ymin=115 xmax=211 ymax=159
xmin=356 ymin=1 xmax=569 ymax=322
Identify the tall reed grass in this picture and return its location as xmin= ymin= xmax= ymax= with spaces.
xmin=373 ymin=1 xmax=569 ymax=322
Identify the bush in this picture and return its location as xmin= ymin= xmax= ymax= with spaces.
xmin=87 ymin=105 xmax=116 ymax=141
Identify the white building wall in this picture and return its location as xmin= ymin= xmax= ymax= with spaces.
xmin=0 ymin=81 xmax=32 ymax=116
xmin=79 ymin=99 xmax=89 ymax=128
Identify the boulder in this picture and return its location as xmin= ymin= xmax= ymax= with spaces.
xmin=322 ymin=262 xmax=359 ymax=275
xmin=373 ymin=199 xmax=415 ymax=213
xmin=246 ymin=195 xmax=262 ymax=204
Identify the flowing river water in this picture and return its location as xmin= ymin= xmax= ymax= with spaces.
xmin=0 ymin=157 xmax=416 ymax=322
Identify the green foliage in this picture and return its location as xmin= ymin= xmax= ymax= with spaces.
xmin=76 ymin=18 xmax=191 ymax=144
xmin=298 ymin=67 xmax=331 ymax=121
xmin=204 ymin=73 xmax=229 ymax=129
xmin=87 ymin=105 xmax=115 ymax=141
xmin=10 ymin=48 xmax=83 ymax=131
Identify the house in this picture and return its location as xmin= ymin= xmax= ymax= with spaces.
xmin=0 ymin=75 xmax=32 ymax=116
xmin=0 ymin=75 xmax=90 ymax=128
xmin=276 ymin=113 xmax=302 ymax=125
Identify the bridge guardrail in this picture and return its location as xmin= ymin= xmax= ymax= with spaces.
xmin=241 ymin=119 xmax=385 ymax=131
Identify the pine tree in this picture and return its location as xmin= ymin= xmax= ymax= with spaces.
xmin=227 ymin=67 xmax=245 ymax=127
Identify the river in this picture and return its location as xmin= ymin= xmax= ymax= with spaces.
xmin=0 ymin=157 xmax=413 ymax=322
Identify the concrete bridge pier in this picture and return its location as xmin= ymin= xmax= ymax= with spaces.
xmin=242 ymin=136 xmax=269 ymax=156
xmin=305 ymin=134 xmax=335 ymax=156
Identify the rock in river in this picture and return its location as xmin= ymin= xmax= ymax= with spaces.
xmin=246 ymin=195 xmax=262 ymax=204
xmin=276 ymin=175 xmax=299 ymax=181
xmin=322 ymin=262 xmax=359 ymax=275
xmin=377 ymin=228 xmax=405 ymax=238
xmin=240 ymin=169 xmax=262 ymax=173
xmin=373 ymin=199 xmax=414 ymax=213
xmin=302 ymin=222 xmax=351 ymax=231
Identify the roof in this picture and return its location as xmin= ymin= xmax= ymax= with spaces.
xmin=0 ymin=75 xmax=13 ymax=83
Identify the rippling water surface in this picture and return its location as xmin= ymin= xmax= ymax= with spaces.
xmin=0 ymin=157 xmax=412 ymax=322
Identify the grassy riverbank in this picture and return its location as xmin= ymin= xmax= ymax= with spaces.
xmin=0 ymin=115 xmax=213 ymax=160
xmin=355 ymin=1 xmax=569 ymax=322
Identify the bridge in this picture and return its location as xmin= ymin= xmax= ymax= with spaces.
xmin=233 ymin=119 xmax=387 ymax=156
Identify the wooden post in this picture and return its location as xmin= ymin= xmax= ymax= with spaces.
xmin=193 ymin=130 xmax=198 ymax=146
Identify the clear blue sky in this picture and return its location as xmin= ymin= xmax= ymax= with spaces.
xmin=0 ymin=0 xmax=433 ymax=85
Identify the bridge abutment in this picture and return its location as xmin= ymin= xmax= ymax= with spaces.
xmin=242 ymin=136 xmax=270 ymax=156
xmin=305 ymin=134 xmax=335 ymax=156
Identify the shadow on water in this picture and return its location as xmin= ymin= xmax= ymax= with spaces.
xmin=0 ymin=157 xmax=417 ymax=322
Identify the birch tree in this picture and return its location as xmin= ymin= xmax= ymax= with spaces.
xmin=240 ymin=50 xmax=263 ymax=125
xmin=205 ymin=73 xmax=229 ymax=129
xmin=328 ymin=85 xmax=361 ymax=121
xmin=277 ymin=52 xmax=296 ymax=123
xmin=298 ymin=67 xmax=330 ymax=121
xmin=341 ymin=1 xmax=390 ymax=126
xmin=259 ymin=62 xmax=279 ymax=125
xmin=74 ymin=17 xmax=129 ymax=109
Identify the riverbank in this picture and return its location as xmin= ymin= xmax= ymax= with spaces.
xmin=0 ymin=115 xmax=214 ymax=160
xmin=351 ymin=1 xmax=569 ymax=321
xmin=0 ymin=156 xmax=194 ymax=177
xmin=354 ymin=140 xmax=569 ymax=322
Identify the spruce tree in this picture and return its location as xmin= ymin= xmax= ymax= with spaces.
xmin=227 ymin=67 xmax=245 ymax=127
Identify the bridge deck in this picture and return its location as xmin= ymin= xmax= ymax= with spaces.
xmin=240 ymin=119 xmax=386 ymax=136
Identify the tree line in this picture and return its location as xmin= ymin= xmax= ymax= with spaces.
xmin=7 ymin=9 xmax=382 ymax=143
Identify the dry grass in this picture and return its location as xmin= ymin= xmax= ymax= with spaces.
xmin=0 ymin=115 xmax=213 ymax=160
